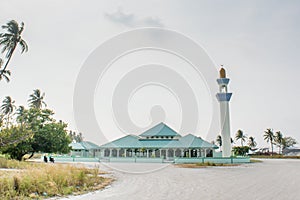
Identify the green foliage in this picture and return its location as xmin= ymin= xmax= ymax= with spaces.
xmin=264 ymin=128 xmax=274 ymax=155
xmin=69 ymin=131 xmax=84 ymax=143
xmin=232 ymin=146 xmax=250 ymax=156
xmin=248 ymin=136 xmax=257 ymax=149
xmin=0 ymin=96 xmax=15 ymax=127
xmin=0 ymin=91 xmax=72 ymax=161
xmin=274 ymin=131 xmax=283 ymax=154
xmin=0 ymin=20 xmax=28 ymax=80
xmin=235 ymin=129 xmax=247 ymax=146
xmin=216 ymin=135 xmax=222 ymax=147
xmin=28 ymin=89 xmax=47 ymax=109
xmin=282 ymin=136 xmax=297 ymax=149
xmin=0 ymin=125 xmax=33 ymax=145
xmin=1 ymin=108 xmax=71 ymax=160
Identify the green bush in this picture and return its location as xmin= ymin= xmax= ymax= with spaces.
xmin=233 ymin=146 xmax=250 ymax=156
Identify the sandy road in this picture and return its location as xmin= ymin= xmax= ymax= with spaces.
xmin=60 ymin=159 xmax=300 ymax=200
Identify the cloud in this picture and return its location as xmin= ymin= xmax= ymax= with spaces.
xmin=105 ymin=8 xmax=164 ymax=27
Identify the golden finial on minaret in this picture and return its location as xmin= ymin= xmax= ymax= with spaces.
xmin=220 ymin=67 xmax=226 ymax=78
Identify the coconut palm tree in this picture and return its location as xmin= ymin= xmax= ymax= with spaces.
xmin=235 ymin=129 xmax=247 ymax=146
xmin=28 ymin=89 xmax=47 ymax=109
xmin=264 ymin=128 xmax=274 ymax=155
xmin=248 ymin=136 xmax=257 ymax=149
xmin=275 ymin=131 xmax=283 ymax=154
xmin=0 ymin=20 xmax=28 ymax=76
xmin=216 ymin=135 xmax=222 ymax=150
xmin=15 ymin=105 xmax=25 ymax=124
xmin=1 ymin=96 xmax=16 ymax=127
xmin=0 ymin=59 xmax=11 ymax=82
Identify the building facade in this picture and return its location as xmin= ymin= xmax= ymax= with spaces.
xmin=99 ymin=123 xmax=218 ymax=159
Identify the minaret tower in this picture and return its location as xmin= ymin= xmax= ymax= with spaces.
xmin=216 ymin=68 xmax=232 ymax=157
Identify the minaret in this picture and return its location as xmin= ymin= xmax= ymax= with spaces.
xmin=216 ymin=68 xmax=232 ymax=157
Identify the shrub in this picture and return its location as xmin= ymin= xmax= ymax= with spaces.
xmin=233 ymin=146 xmax=250 ymax=156
xmin=0 ymin=159 xmax=112 ymax=199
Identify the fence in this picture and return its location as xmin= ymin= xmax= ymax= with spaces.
xmin=53 ymin=156 xmax=250 ymax=164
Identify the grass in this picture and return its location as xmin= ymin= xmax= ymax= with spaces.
xmin=0 ymin=158 xmax=112 ymax=199
xmin=175 ymin=162 xmax=239 ymax=168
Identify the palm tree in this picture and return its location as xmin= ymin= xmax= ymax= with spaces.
xmin=248 ymin=136 xmax=257 ymax=149
xmin=264 ymin=128 xmax=274 ymax=155
xmin=15 ymin=105 xmax=25 ymax=124
xmin=28 ymin=89 xmax=47 ymax=109
xmin=275 ymin=131 xmax=283 ymax=154
xmin=0 ymin=20 xmax=28 ymax=76
xmin=216 ymin=135 xmax=222 ymax=151
xmin=1 ymin=96 xmax=16 ymax=127
xmin=0 ymin=59 xmax=11 ymax=82
xmin=235 ymin=129 xmax=247 ymax=146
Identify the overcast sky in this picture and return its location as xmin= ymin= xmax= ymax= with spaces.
xmin=1 ymin=0 xmax=299 ymax=147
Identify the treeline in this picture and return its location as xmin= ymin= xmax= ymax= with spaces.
xmin=0 ymin=89 xmax=71 ymax=160
xmin=214 ymin=129 xmax=297 ymax=156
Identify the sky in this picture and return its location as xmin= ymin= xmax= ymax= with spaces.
xmin=0 ymin=0 xmax=299 ymax=147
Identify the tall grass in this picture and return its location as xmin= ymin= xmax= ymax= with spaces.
xmin=0 ymin=159 xmax=112 ymax=199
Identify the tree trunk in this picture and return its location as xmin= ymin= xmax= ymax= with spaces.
xmin=6 ymin=113 xmax=10 ymax=128
xmin=17 ymin=153 xmax=26 ymax=161
xmin=0 ymin=45 xmax=16 ymax=75
xmin=271 ymin=143 xmax=273 ymax=156
xmin=27 ymin=152 xmax=34 ymax=160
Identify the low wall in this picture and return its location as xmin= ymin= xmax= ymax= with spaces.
xmin=52 ymin=156 xmax=250 ymax=164
xmin=174 ymin=157 xmax=250 ymax=164
xmin=53 ymin=156 xmax=99 ymax=162
xmin=104 ymin=157 xmax=164 ymax=163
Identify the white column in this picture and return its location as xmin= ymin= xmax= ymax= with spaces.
xmin=189 ymin=149 xmax=191 ymax=158
xmin=173 ymin=149 xmax=176 ymax=158
xmin=204 ymin=149 xmax=207 ymax=157
xmin=166 ymin=149 xmax=169 ymax=159
xmin=117 ymin=149 xmax=120 ymax=157
xmin=159 ymin=149 xmax=162 ymax=158
xmin=124 ymin=149 xmax=127 ymax=157
xmin=109 ymin=149 xmax=112 ymax=157
xmin=220 ymin=101 xmax=232 ymax=157
xmin=146 ymin=149 xmax=149 ymax=158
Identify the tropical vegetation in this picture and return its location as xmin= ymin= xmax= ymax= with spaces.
xmin=0 ymin=20 xmax=28 ymax=81
xmin=0 ymin=89 xmax=71 ymax=160
xmin=263 ymin=128 xmax=274 ymax=155
xmin=0 ymin=158 xmax=112 ymax=200
xmin=235 ymin=129 xmax=247 ymax=147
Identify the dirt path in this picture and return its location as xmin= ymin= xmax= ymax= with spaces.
xmin=59 ymin=159 xmax=300 ymax=200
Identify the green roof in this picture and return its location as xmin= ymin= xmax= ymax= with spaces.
xmin=178 ymin=134 xmax=218 ymax=149
xmin=139 ymin=123 xmax=180 ymax=137
xmin=99 ymin=123 xmax=218 ymax=149
xmin=80 ymin=141 xmax=101 ymax=150
xmin=139 ymin=139 xmax=179 ymax=148
xmin=70 ymin=141 xmax=101 ymax=150
xmin=100 ymin=134 xmax=217 ymax=149
xmin=69 ymin=142 xmax=85 ymax=150
xmin=100 ymin=135 xmax=142 ymax=149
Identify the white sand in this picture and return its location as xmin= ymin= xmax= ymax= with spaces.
xmin=60 ymin=159 xmax=300 ymax=200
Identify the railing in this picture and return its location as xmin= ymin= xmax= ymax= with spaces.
xmin=174 ymin=157 xmax=250 ymax=164
xmin=52 ymin=156 xmax=250 ymax=164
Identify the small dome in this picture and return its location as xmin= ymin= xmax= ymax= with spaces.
xmin=219 ymin=68 xmax=226 ymax=78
